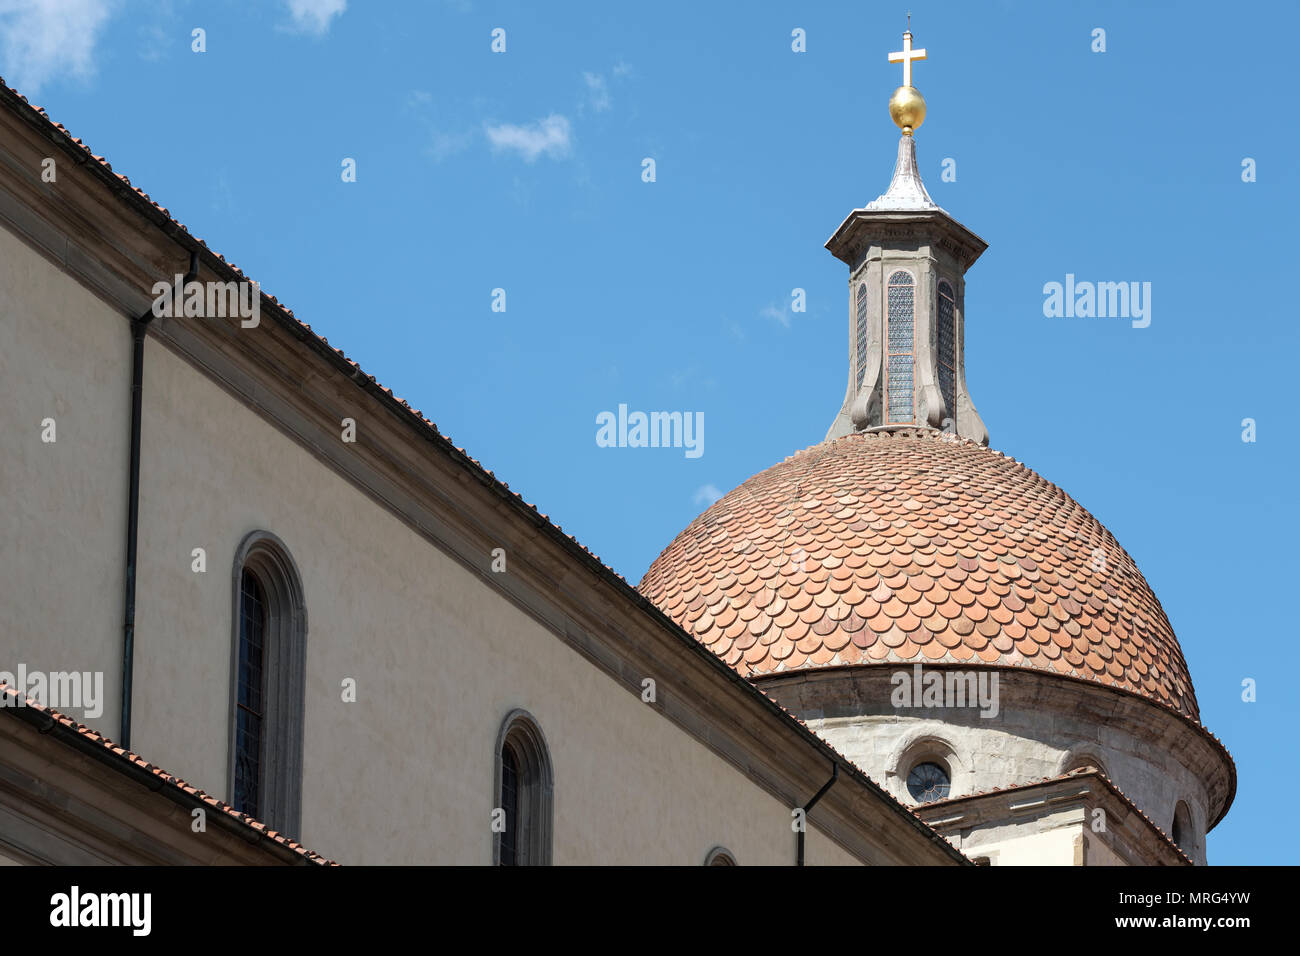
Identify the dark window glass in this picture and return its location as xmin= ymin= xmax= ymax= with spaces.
xmin=1172 ymin=802 xmax=1192 ymax=851
xmin=855 ymin=282 xmax=869 ymax=389
xmin=937 ymin=281 xmax=956 ymax=424
xmin=499 ymin=744 xmax=520 ymax=866
xmin=907 ymin=761 xmax=950 ymax=803
xmin=234 ymin=569 xmax=267 ymax=817
xmin=885 ymin=271 xmax=915 ymax=424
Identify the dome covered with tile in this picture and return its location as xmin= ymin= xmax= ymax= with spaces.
xmin=638 ymin=428 xmax=1199 ymax=721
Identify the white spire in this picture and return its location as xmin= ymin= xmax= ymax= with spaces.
xmin=864 ymin=134 xmax=944 ymax=213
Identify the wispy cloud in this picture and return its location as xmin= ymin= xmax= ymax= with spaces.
xmin=136 ymin=21 xmax=169 ymax=63
xmin=285 ymin=0 xmax=345 ymax=36
xmin=582 ymin=71 xmax=610 ymax=112
xmin=760 ymin=302 xmax=793 ymax=328
xmin=694 ymin=484 xmax=724 ymax=507
xmin=429 ymin=128 xmax=474 ymax=162
xmin=405 ymin=91 xmax=477 ymax=162
xmin=485 ymin=114 xmax=572 ymax=163
xmin=0 ymin=0 xmax=114 ymax=93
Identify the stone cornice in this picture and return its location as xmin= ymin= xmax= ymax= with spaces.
xmin=825 ymin=208 xmax=988 ymax=272
xmin=914 ymin=770 xmax=1192 ymax=866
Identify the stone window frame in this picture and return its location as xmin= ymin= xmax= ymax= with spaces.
xmin=884 ymin=268 xmax=917 ymax=426
xmin=227 ymin=530 xmax=307 ymax=838
xmin=492 ymin=708 xmax=554 ymax=866
xmin=703 ymin=846 xmax=737 ymax=866
xmin=1058 ymin=748 xmax=1111 ymax=781
xmin=888 ymin=732 xmax=963 ymax=806
xmin=905 ymin=760 xmax=952 ymax=804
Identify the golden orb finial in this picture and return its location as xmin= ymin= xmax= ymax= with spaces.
xmin=887 ymin=27 xmax=928 ymax=135
xmin=889 ymin=85 xmax=926 ymax=135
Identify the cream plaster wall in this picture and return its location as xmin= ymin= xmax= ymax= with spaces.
xmin=947 ymin=818 xmax=1133 ymax=866
xmin=0 ymin=222 xmax=128 ymax=738
xmin=952 ymin=822 xmax=1083 ymax=866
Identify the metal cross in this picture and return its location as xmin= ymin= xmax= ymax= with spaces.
xmin=888 ymin=29 xmax=927 ymax=88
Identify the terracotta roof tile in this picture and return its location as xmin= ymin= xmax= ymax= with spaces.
xmin=638 ymin=429 xmax=1201 ymax=721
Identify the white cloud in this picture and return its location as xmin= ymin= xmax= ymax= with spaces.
xmin=285 ymin=0 xmax=345 ymax=35
xmin=583 ymin=71 xmax=610 ymax=112
xmin=485 ymin=114 xmax=572 ymax=162
xmin=693 ymin=484 xmax=724 ymax=507
xmin=0 ymin=0 xmax=114 ymax=93
xmin=760 ymin=302 xmax=792 ymax=328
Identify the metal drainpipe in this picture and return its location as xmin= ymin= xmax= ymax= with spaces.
xmin=120 ymin=251 xmax=199 ymax=749
xmin=796 ymin=762 xmax=838 ymax=866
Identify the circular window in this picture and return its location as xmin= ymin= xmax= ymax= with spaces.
xmin=907 ymin=762 xmax=951 ymax=803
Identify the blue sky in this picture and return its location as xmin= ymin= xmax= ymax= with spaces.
xmin=4 ymin=0 xmax=1295 ymax=864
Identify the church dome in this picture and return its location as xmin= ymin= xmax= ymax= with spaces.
xmin=638 ymin=429 xmax=1199 ymax=721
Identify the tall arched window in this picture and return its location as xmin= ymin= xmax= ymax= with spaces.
xmin=937 ymin=280 xmax=956 ymax=425
xmin=885 ymin=270 xmax=915 ymax=424
xmin=1172 ymin=800 xmax=1193 ymax=854
xmin=704 ymin=846 xmax=737 ymax=866
xmin=234 ymin=569 xmax=268 ymax=818
xmin=855 ymin=281 xmax=869 ymax=389
xmin=494 ymin=709 xmax=553 ymax=865
xmin=229 ymin=531 xmax=306 ymax=837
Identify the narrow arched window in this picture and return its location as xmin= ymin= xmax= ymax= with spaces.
xmin=494 ymin=709 xmax=553 ymax=865
xmin=937 ymin=280 xmax=956 ymax=424
xmin=499 ymin=744 xmax=521 ymax=865
xmin=704 ymin=846 xmax=737 ymax=866
xmin=229 ymin=531 xmax=306 ymax=837
xmin=885 ymin=270 xmax=915 ymax=424
xmin=1172 ymin=800 xmax=1193 ymax=854
xmin=233 ymin=569 xmax=268 ymax=818
xmin=855 ymin=281 xmax=869 ymax=389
